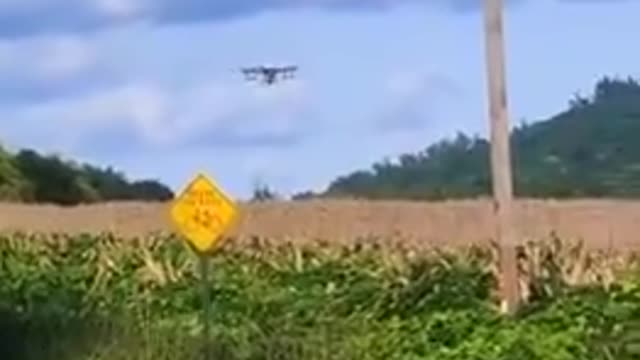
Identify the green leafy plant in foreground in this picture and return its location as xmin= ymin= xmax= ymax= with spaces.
xmin=0 ymin=232 xmax=639 ymax=360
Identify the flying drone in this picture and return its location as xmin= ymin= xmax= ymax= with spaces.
xmin=241 ymin=65 xmax=298 ymax=85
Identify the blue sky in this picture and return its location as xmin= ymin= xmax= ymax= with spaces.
xmin=0 ymin=0 xmax=638 ymax=199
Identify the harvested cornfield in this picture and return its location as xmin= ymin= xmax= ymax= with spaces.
xmin=1 ymin=198 xmax=639 ymax=250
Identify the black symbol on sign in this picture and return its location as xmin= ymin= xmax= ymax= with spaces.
xmin=193 ymin=209 xmax=222 ymax=230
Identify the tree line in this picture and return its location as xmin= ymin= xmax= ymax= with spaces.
xmin=296 ymin=76 xmax=640 ymax=200
xmin=0 ymin=148 xmax=173 ymax=205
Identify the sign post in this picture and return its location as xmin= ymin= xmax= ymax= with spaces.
xmin=170 ymin=172 xmax=238 ymax=359
xmin=199 ymin=255 xmax=211 ymax=359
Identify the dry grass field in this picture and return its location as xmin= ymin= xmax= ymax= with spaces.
xmin=1 ymin=198 xmax=639 ymax=250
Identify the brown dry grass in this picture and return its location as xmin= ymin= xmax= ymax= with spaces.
xmin=1 ymin=198 xmax=639 ymax=250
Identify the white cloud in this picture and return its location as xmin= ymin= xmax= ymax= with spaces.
xmin=35 ymin=37 xmax=98 ymax=80
xmin=0 ymin=0 xmax=530 ymax=38
xmin=0 ymin=34 xmax=119 ymax=103
xmin=92 ymin=0 xmax=149 ymax=19
xmin=0 ymin=35 xmax=97 ymax=80
xmin=3 ymin=77 xmax=313 ymax=152
xmin=374 ymin=67 xmax=462 ymax=132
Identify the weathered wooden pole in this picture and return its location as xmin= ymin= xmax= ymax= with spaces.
xmin=482 ymin=0 xmax=521 ymax=314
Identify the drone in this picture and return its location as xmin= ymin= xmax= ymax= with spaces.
xmin=241 ymin=65 xmax=298 ymax=85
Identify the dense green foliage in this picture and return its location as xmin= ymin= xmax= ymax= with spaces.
xmin=325 ymin=76 xmax=640 ymax=200
xmin=1 ymin=233 xmax=639 ymax=359
xmin=0 ymin=148 xmax=173 ymax=205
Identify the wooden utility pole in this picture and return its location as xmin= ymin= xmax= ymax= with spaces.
xmin=482 ymin=0 xmax=520 ymax=313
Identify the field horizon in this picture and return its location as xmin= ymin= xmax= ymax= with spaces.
xmin=2 ymin=198 xmax=639 ymax=250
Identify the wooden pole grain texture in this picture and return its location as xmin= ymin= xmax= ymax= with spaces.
xmin=482 ymin=0 xmax=521 ymax=314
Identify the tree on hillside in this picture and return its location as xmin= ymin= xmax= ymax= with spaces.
xmin=80 ymin=165 xmax=131 ymax=200
xmin=250 ymin=180 xmax=280 ymax=202
xmin=79 ymin=165 xmax=172 ymax=201
xmin=14 ymin=150 xmax=92 ymax=205
xmin=327 ymin=132 xmax=491 ymax=200
xmin=0 ymin=148 xmax=174 ymax=205
xmin=128 ymin=180 xmax=174 ymax=201
xmin=324 ymin=76 xmax=640 ymax=200
xmin=0 ymin=146 xmax=31 ymax=201
xmin=291 ymin=190 xmax=317 ymax=201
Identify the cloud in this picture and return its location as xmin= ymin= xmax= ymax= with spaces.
xmin=0 ymin=0 xmax=536 ymax=38
xmin=374 ymin=69 xmax=462 ymax=133
xmin=1 ymin=77 xmax=314 ymax=153
xmin=0 ymin=0 xmax=626 ymax=38
xmin=0 ymin=34 xmax=119 ymax=103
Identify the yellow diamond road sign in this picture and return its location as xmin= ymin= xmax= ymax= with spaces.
xmin=170 ymin=172 xmax=237 ymax=253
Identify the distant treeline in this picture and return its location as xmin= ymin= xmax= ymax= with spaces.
xmin=0 ymin=148 xmax=173 ymax=205
xmin=289 ymin=76 xmax=640 ymax=201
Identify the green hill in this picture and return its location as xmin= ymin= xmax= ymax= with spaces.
xmin=323 ymin=76 xmax=640 ymax=200
xmin=0 ymin=147 xmax=173 ymax=205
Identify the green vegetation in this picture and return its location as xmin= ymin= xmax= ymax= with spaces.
xmin=1 ymin=233 xmax=639 ymax=359
xmin=0 ymin=148 xmax=173 ymax=205
xmin=323 ymin=76 xmax=640 ymax=200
